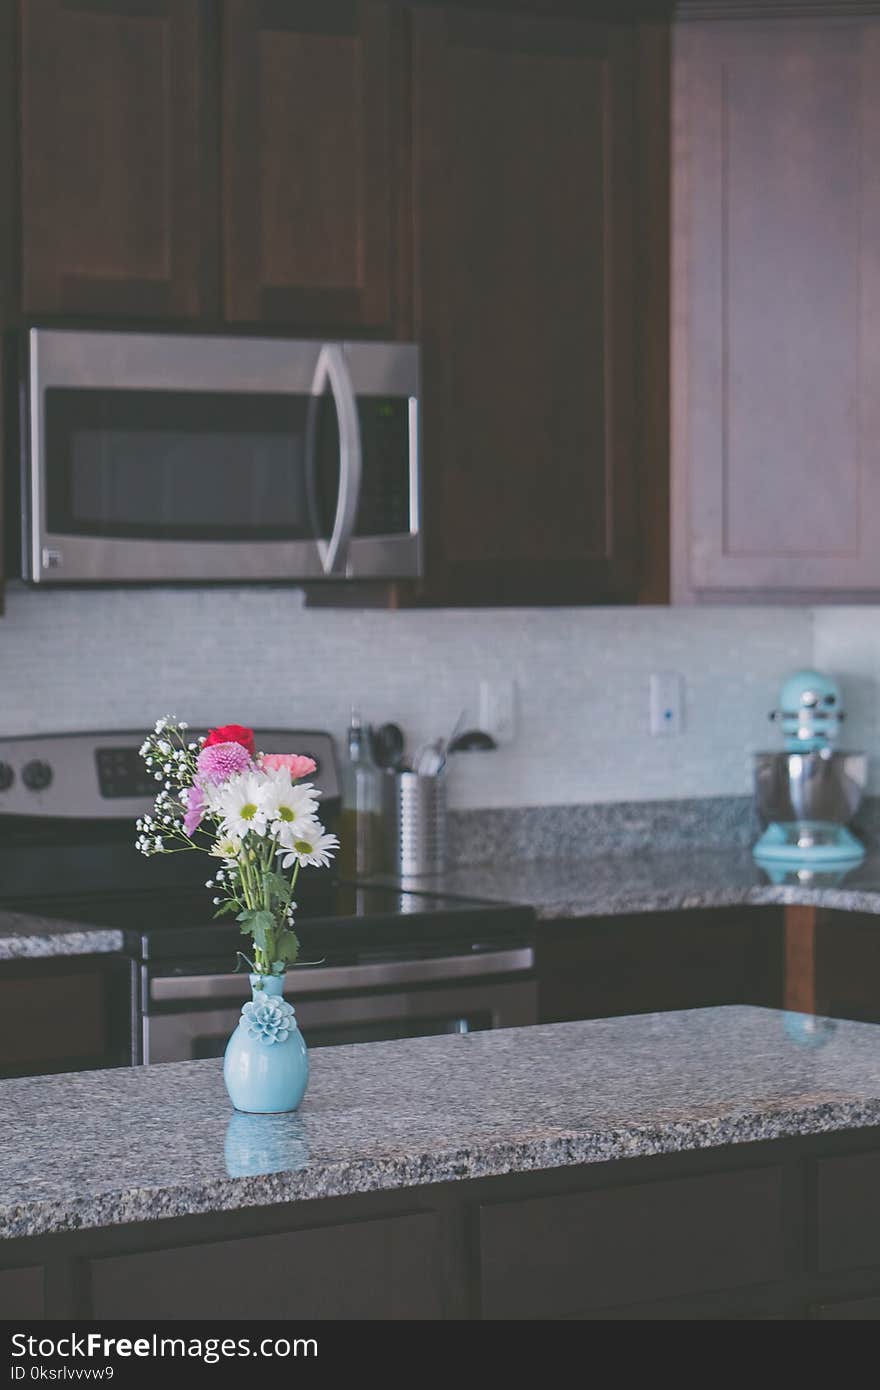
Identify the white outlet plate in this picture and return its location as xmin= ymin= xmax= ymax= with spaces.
xmin=650 ymin=671 xmax=684 ymax=736
xmin=480 ymin=679 xmax=517 ymax=744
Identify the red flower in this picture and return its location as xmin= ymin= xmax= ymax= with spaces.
xmin=204 ymin=724 xmax=256 ymax=757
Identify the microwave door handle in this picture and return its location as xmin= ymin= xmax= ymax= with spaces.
xmin=309 ymin=345 xmax=362 ymax=576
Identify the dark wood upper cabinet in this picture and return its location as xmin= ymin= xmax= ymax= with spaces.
xmin=20 ymin=0 xmax=217 ymax=320
xmin=412 ymin=8 xmax=639 ymax=605
xmin=222 ymin=0 xmax=408 ymax=335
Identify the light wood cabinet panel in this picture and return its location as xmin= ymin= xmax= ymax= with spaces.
xmin=672 ymin=17 xmax=880 ymax=601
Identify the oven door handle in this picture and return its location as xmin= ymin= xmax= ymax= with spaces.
xmin=308 ymin=344 xmax=362 ymax=576
xmin=149 ymin=948 xmax=535 ymax=1003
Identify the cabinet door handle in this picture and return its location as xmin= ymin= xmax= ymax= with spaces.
xmin=309 ymin=344 xmax=362 ymax=575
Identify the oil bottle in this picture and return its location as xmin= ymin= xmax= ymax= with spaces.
xmin=338 ymin=710 xmax=385 ymax=877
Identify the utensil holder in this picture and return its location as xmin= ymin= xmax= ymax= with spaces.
xmin=385 ymin=771 xmax=447 ymax=877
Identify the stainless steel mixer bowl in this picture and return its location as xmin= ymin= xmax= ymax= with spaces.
xmin=753 ymin=751 xmax=867 ymax=826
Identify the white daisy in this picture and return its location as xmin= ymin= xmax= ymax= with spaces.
xmin=210 ymin=834 xmax=242 ymax=860
xmin=278 ymin=824 xmax=340 ymax=870
xmin=261 ymin=774 xmax=320 ymax=843
xmin=215 ymin=771 xmax=269 ymax=839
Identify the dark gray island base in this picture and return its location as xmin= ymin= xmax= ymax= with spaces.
xmin=4 ymin=1006 xmax=880 ymax=1321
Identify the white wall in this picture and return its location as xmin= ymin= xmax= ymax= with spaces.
xmin=0 ymin=583 xmax=815 ymax=809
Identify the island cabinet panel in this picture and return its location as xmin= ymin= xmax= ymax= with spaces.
xmin=222 ymin=1 xmax=407 ymax=334
xmin=20 ymin=0 xmax=217 ymax=320
xmin=478 ymin=1167 xmax=786 ymax=1319
xmin=815 ymin=1152 xmax=880 ymax=1275
xmin=87 ymin=1211 xmax=443 ymax=1320
xmin=814 ymin=1294 xmax=880 ymax=1320
xmin=673 ymin=17 xmax=880 ymax=601
xmin=0 ymin=1265 xmax=44 ymax=1319
xmin=412 ymin=9 xmax=638 ymax=606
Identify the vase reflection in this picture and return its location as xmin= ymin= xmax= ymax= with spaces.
xmin=224 ymin=1111 xmax=310 ymax=1178
xmin=782 ymin=1011 xmax=838 ymax=1048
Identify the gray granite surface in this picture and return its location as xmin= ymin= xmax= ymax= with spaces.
xmin=448 ymin=796 xmax=762 ymax=861
xmin=8 ymin=844 xmax=880 ymax=962
xmin=391 ymin=846 xmax=880 ymax=920
xmin=2 ymin=1005 xmax=879 ymax=1240
xmin=449 ymin=795 xmax=880 ymax=861
xmin=0 ymin=911 xmax=124 ymax=960
xmin=4 ymin=794 xmax=880 ymax=961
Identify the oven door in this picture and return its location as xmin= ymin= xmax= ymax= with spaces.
xmin=26 ymin=329 xmax=420 ymax=584
xmin=142 ymin=949 xmax=537 ymax=1064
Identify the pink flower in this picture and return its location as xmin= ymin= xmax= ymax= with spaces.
xmin=183 ymin=782 xmax=205 ymax=837
xmin=261 ymin=753 xmax=317 ymax=780
xmin=197 ymin=740 xmax=253 ymax=785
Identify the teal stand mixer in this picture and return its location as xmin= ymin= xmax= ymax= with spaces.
xmin=753 ymin=669 xmax=867 ymax=868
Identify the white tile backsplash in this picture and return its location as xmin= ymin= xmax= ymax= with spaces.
xmin=0 ymin=582 xmax=817 ymax=809
xmin=813 ymin=608 xmax=880 ymax=792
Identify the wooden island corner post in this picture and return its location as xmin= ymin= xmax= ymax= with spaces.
xmin=783 ymin=905 xmax=818 ymax=1016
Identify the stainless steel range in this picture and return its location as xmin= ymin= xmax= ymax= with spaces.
xmin=0 ymin=730 xmax=536 ymax=1068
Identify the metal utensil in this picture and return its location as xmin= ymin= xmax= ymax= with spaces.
xmin=411 ymin=710 xmax=468 ymax=778
xmin=371 ymin=722 xmax=406 ymax=771
xmin=412 ymin=739 xmax=445 ymax=777
xmin=448 ymin=729 xmax=497 ymax=753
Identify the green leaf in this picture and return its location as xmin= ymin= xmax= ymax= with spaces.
xmin=249 ymin=909 xmax=277 ymax=951
xmin=274 ymin=928 xmax=300 ymax=965
xmin=261 ymin=870 xmax=292 ymax=906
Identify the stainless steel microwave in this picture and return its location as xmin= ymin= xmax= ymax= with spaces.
xmin=22 ymin=328 xmax=421 ymax=584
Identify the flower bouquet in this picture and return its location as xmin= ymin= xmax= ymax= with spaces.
xmin=135 ymin=718 xmax=339 ymax=1112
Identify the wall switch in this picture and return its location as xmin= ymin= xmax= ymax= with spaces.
xmin=480 ymin=679 xmax=517 ymax=744
xmin=650 ymin=671 xmax=684 ymax=736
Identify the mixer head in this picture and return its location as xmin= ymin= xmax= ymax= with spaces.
xmin=770 ymin=668 xmax=844 ymax=751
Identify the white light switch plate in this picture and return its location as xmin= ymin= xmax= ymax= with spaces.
xmin=480 ymin=679 xmax=517 ymax=744
xmin=650 ymin=672 xmax=684 ymax=736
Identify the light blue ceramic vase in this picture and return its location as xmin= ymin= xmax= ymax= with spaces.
xmin=223 ymin=973 xmax=309 ymax=1114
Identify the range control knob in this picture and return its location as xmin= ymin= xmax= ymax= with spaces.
xmin=22 ymin=759 xmax=53 ymax=792
xmin=0 ymin=762 xmax=13 ymax=792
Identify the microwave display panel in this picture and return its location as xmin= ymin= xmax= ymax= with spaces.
xmin=313 ymin=393 xmax=411 ymax=539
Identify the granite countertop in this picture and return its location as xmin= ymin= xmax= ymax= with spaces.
xmin=6 ymin=845 xmax=880 ymax=961
xmin=391 ymin=847 xmax=880 ymax=921
xmin=2 ymin=1004 xmax=880 ymax=1240
xmin=0 ymin=910 xmax=124 ymax=960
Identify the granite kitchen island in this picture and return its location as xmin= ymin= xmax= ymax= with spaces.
xmin=3 ymin=1005 xmax=880 ymax=1320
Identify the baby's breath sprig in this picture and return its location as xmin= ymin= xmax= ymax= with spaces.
xmin=135 ymin=718 xmax=204 ymax=857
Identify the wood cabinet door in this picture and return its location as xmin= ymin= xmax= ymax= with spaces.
xmin=0 ymin=1266 xmax=45 ymax=1319
xmin=88 ymin=1212 xmax=444 ymax=1319
xmin=222 ymin=0 xmax=406 ymax=333
xmin=0 ymin=957 xmax=132 ymax=1078
xmin=480 ymin=1167 xmax=786 ymax=1318
xmin=412 ymin=9 xmax=637 ymax=606
xmin=673 ymin=18 xmax=880 ymax=600
xmin=20 ymin=0 xmax=216 ymax=320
